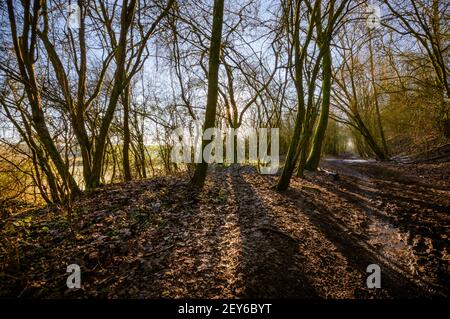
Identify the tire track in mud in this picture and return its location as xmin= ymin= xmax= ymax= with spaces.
xmin=320 ymin=159 xmax=449 ymax=297
xmin=171 ymin=163 xmax=448 ymax=298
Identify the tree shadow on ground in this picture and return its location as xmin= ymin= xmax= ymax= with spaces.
xmin=230 ymin=167 xmax=318 ymax=298
xmin=283 ymin=183 xmax=439 ymax=298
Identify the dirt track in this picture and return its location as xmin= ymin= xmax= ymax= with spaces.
xmin=314 ymin=158 xmax=449 ymax=297
xmin=189 ymin=159 xmax=450 ymax=298
xmin=1 ymin=159 xmax=448 ymax=298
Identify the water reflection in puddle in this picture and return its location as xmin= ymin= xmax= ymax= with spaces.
xmin=367 ymin=217 xmax=417 ymax=274
xmin=324 ymin=158 xmax=376 ymax=164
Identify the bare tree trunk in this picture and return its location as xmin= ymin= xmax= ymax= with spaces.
xmin=89 ymin=0 xmax=137 ymax=188
xmin=191 ymin=0 xmax=225 ymax=188
xmin=277 ymin=0 xmax=308 ymax=191
xmin=354 ymin=113 xmax=388 ymax=161
xmin=6 ymin=0 xmax=80 ymax=197
xmin=306 ymin=42 xmax=332 ymax=170
xmin=368 ymin=35 xmax=389 ymax=158
xmin=122 ymin=84 xmax=132 ymax=181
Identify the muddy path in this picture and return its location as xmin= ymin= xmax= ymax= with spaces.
xmin=1 ymin=160 xmax=448 ymax=298
xmin=139 ymin=161 xmax=449 ymax=298
xmin=316 ymin=158 xmax=450 ymax=297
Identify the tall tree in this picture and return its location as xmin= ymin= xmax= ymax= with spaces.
xmin=383 ymin=0 xmax=450 ymax=135
xmin=191 ymin=0 xmax=225 ymax=188
xmin=305 ymin=41 xmax=332 ymax=170
xmin=277 ymin=0 xmax=350 ymax=189
xmin=276 ymin=0 xmax=317 ymax=191
xmin=6 ymin=0 xmax=80 ymax=198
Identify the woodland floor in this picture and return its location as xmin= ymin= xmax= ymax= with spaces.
xmin=0 ymin=157 xmax=449 ymax=298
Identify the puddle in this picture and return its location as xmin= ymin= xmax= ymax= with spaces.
xmin=341 ymin=159 xmax=375 ymax=163
xmin=366 ymin=217 xmax=417 ymax=273
xmin=324 ymin=158 xmax=375 ymax=164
